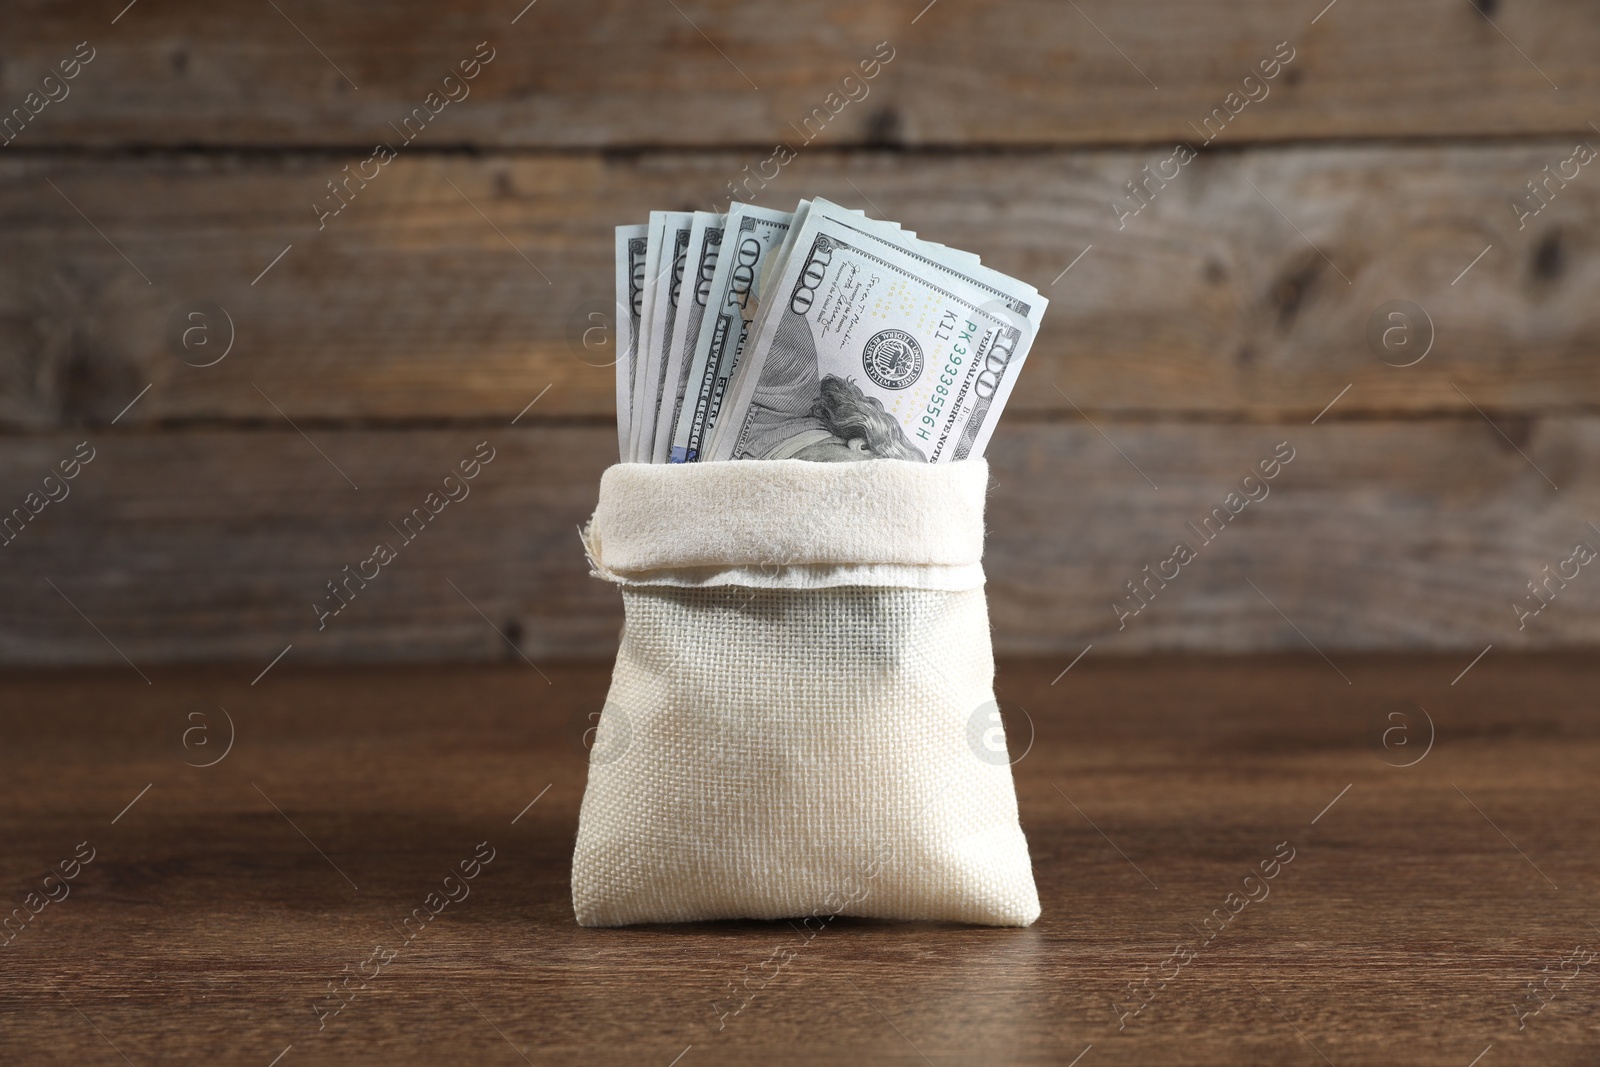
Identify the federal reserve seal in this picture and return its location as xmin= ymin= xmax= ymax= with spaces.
xmin=861 ymin=329 xmax=923 ymax=390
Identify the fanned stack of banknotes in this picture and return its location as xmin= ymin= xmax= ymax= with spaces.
xmin=614 ymin=197 xmax=1047 ymax=464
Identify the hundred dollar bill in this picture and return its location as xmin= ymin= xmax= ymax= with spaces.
xmin=704 ymin=200 xmax=907 ymax=458
xmin=639 ymin=212 xmax=695 ymax=462
xmin=614 ymin=223 xmax=648 ymax=462
xmin=668 ymin=203 xmax=792 ymax=463
xmin=702 ymin=199 xmax=818 ymax=458
xmin=628 ymin=213 xmax=667 ymax=460
xmin=651 ymin=211 xmax=724 ymax=464
xmin=708 ymin=197 xmax=961 ymax=458
xmin=708 ymin=198 xmax=1047 ymax=464
xmin=629 ymin=211 xmax=693 ymax=462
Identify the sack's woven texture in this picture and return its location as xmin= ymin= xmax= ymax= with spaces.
xmin=572 ymin=459 xmax=1040 ymax=927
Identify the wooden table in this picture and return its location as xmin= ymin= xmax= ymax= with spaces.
xmin=1 ymin=654 xmax=1595 ymax=1065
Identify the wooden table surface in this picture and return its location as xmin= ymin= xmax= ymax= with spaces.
xmin=1 ymin=654 xmax=1595 ymax=1066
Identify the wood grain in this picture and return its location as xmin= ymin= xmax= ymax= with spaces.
xmin=0 ymin=655 xmax=1594 ymax=1065
xmin=4 ymin=0 xmax=1599 ymax=148
xmin=2 ymin=417 xmax=1597 ymax=665
xmin=4 ymin=143 xmax=1600 ymax=430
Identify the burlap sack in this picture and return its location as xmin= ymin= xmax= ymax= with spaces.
xmin=572 ymin=458 xmax=1039 ymax=927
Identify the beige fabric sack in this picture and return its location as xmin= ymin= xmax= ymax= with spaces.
xmin=572 ymin=458 xmax=1040 ymax=927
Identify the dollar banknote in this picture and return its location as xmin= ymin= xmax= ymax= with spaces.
xmin=629 ymin=211 xmax=694 ymax=462
xmin=705 ymin=197 xmax=1046 ymax=464
xmin=702 ymin=200 xmax=917 ymax=459
xmin=651 ymin=211 xmax=724 ymax=464
xmin=704 ymin=199 xmax=812 ymax=460
xmin=614 ymin=224 xmax=648 ymax=462
xmin=626 ymin=213 xmax=667 ymax=461
xmin=667 ymin=203 xmax=792 ymax=463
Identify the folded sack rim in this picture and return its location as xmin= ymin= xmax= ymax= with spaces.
xmin=582 ymin=458 xmax=989 ymax=587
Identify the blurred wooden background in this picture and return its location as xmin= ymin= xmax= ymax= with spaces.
xmin=4 ymin=0 xmax=1600 ymax=665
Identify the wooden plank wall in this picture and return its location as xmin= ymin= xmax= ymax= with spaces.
xmin=3 ymin=0 xmax=1598 ymax=665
